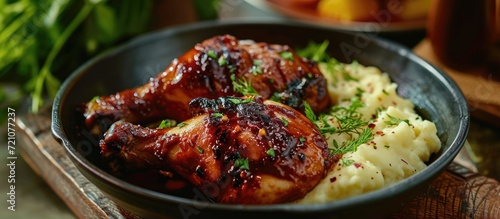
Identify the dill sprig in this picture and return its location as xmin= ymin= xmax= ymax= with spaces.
xmin=230 ymin=74 xmax=258 ymax=96
xmin=329 ymin=127 xmax=373 ymax=155
xmin=385 ymin=114 xmax=411 ymax=126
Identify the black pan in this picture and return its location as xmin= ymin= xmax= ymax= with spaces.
xmin=52 ymin=20 xmax=469 ymax=219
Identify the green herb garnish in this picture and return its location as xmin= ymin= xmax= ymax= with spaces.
xmin=281 ymin=117 xmax=289 ymax=127
xmin=280 ymin=51 xmax=294 ymax=61
xmin=176 ymin=122 xmax=187 ymax=127
xmin=218 ymin=56 xmax=227 ymax=66
xmin=197 ymin=147 xmax=204 ymax=154
xmin=385 ymin=114 xmax=411 ymax=126
xmin=158 ymin=119 xmax=174 ymax=129
xmin=212 ymin=113 xmax=224 ymax=118
xmin=266 ymin=148 xmax=275 ymax=157
xmin=207 ymin=50 xmax=217 ymax=59
xmin=231 ymin=74 xmax=258 ymax=96
xmin=234 ymin=157 xmax=250 ymax=170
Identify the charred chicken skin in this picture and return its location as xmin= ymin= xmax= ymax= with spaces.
xmin=100 ymin=96 xmax=335 ymax=204
xmin=84 ymin=35 xmax=330 ymax=132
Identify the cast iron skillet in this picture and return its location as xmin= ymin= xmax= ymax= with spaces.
xmin=52 ymin=20 xmax=469 ymax=219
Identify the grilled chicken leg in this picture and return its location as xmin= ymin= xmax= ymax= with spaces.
xmin=84 ymin=35 xmax=330 ymax=132
xmin=100 ymin=96 xmax=335 ymax=204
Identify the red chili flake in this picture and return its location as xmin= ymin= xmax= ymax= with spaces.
xmin=354 ymin=163 xmax=362 ymax=169
xmin=392 ymin=101 xmax=397 ymax=106
xmin=376 ymin=131 xmax=384 ymax=136
xmin=368 ymin=123 xmax=376 ymax=129
xmin=401 ymin=159 xmax=408 ymax=165
xmin=330 ymin=177 xmax=337 ymax=183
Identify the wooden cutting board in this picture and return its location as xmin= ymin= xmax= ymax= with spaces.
xmin=413 ymin=39 xmax=500 ymax=127
xmin=16 ymin=106 xmax=500 ymax=218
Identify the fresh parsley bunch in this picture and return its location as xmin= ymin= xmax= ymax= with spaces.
xmin=0 ymin=0 xmax=152 ymax=120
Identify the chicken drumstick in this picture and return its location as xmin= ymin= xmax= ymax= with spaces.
xmin=100 ymin=96 xmax=335 ymax=204
xmin=84 ymin=35 xmax=330 ymax=132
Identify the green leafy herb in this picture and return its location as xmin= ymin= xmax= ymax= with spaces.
xmin=299 ymin=136 xmax=306 ymax=143
xmin=253 ymin=59 xmax=262 ymax=66
xmin=158 ymin=119 xmax=174 ymax=129
xmin=304 ymin=101 xmax=317 ymax=122
xmin=340 ymin=158 xmax=355 ymax=166
xmin=269 ymin=79 xmax=274 ymax=84
xmin=212 ymin=113 xmax=224 ymax=118
xmin=382 ymin=89 xmax=389 ymax=95
xmin=227 ymin=97 xmax=252 ymax=105
xmin=218 ymin=56 xmax=227 ymax=66
xmin=384 ymin=145 xmax=391 ymax=148
xmin=281 ymin=117 xmax=289 ymax=127
xmin=280 ymin=51 xmax=294 ymax=61
xmin=251 ymin=67 xmax=263 ymax=75
xmin=330 ymin=128 xmax=372 ymax=155
xmin=234 ymin=157 xmax=250 ymax=170
xmin=296 ymin=40 xmax=330 ymax=62
xmin=231 ymin=74 xmax=258 ymax=96
xmin=207 ymin=50 xmax=217 ymax=59
xmin=197 ymin=147 xmax=204 ymax=154
xmin=176 ymin=122 xmax=187 ymax=127
xmin=266 ymin=148 xmax=275 ymax=157
xmin=355 ymin=87 xmax=364 ymax=98
xmin=385 ymin=114 xmax=411 ymax=126
xmin=0 ymin=0 xmax=152 ymax=115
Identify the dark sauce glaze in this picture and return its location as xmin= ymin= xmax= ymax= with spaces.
xmin=83 ymin=35 xmax=330 ymax=133
xmin=100 ymin=96 xmax=335 ymax=204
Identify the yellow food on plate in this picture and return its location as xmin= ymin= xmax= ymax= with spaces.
xmin=317 ymin=0 xmax=430 ymax=22
xmin=317 ymin=0 xmax=380 ymax=21
xmin=397 ymin=0 xmax=430 ymax=20
xmin=298 ymin=60 xmax=441 ymax=203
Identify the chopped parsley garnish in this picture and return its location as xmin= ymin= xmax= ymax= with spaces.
xmin=384 ymin=145 xmax=391 ymax=148
xmin=207 ymin=50 xmax=217 ymax=59
xmin=227 ymin=97 xmax=252 ymax=104
xmin=176 ymin=122 xmax=187 ymax=127
xmin=280 ymin=51 xmax=294 ymax=61
xmin=266 ymin=148 xmax=275 ymax=157
xmin=307 ymin=73 xmax=313 ymax=79
xmin=197 ymin=147 xmax=204 ymax=154
xmin=269 ymin=79 xmax=274 ymax=84
xmin=281 ymin=117 xmax=289 ymax=127
xmin=234 ymin=157 xmax=250 ymax=170
xmin=212 ymin=113 xmax=224 ymax=118
xmin=382 ymin=89 xmax=389 ymax=95
xmin=91 ymin=96 xmax=99 ymax=102
xmin=299 ymin=136 xmax=306 ymax=143
xmin=231 ymin=74 xmax=259 ymax=96
xmin=253 ymin=59 xmax=262 ymax=66
xmin=251 ymin=67 xmax=263 ymax=75
xmin=385 ymin=114 xmax=411 ymax=126
xmin=218 ymin=56 xmax=227 ymax=66
xmin=340 ymin=159 xmax=355 ymax=166
xmin=158 ymin=120 xmax=174 ymax=129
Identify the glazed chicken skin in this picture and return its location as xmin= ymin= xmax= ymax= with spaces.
xmin=100 ymin=96 xmax=335 ymax=204
xmin=84 ymin=35 xmax=330 ymax=132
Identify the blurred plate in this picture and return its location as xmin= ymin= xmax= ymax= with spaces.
xmin=246 ymin=0 xmax=427 ymax=32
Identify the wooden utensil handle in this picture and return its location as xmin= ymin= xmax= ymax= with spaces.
xmin=391 ymin=162 xmax=500 ymax=218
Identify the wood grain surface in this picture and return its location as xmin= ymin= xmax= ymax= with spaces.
xmin=16 ymin=108 xmax=500 ymax=218
xmin=413 ymin=39 xmax=500 ymax=127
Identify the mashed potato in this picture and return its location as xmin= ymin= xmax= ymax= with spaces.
xmin=298 ymin=60 xmax=441 ymax=203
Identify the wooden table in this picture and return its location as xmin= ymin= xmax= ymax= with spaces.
xmin=16 ymin=104 xmax=500 ymax=219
